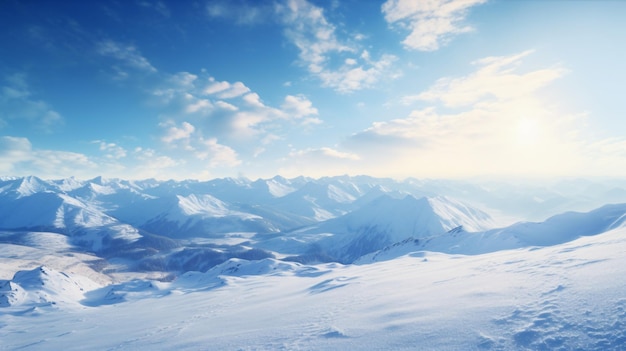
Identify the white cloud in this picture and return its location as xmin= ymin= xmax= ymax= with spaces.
xmin=153 ymin=71 xmax=323 ymax=167
xmin=382 ymin=0 xmax=487 ymax=51
xmin=277 ymin=0 xmax=398 ymax=92
xmin=0 ymin=136 xmax=98 ymax=178
xmin=0 ymin=136 xmax=32 ymax=173
xmin=281 ymin=95 xmax=318 ymax=118
xmin=289 ymin=147 xmax=360 ymax=160
xmin=197 ymin=137 xmax=241 ymax=167
xmin=345 ymin=51 xmax=626 ymax=178
xmin=215 ymin=100 xmax=238 ymax=111
xmin=207 ymin=0 xmax=272 ymax=25
xmin=242 ymin=93 xmax=265 ymax=108
xmin=185 ymin=99 xmax=213 ymax=114
xmin=276 ymin=0 xmax=351 ymax=73
xmin=279 ymin=146 xmax=361 ymax=177
xmin=161 ymin=121 xmax=196 ymax=144
xmin=411 ymin=50 xmax=566 ymax=107
xmin=204 ymin=79 xmax=251 ymax=99
xmin=318 ymin=53 xmax=397 ymax=93
xmin=203 ymin=80 xmax=230 ymax=95
xmin=157 ymin=118 xmax=242 ymax=169
xmin=97 ymin=40 xmax=157 ymax=73
xmin=169 ymin=72 xmax=198 ymax=90
xmin=94 ymin=141 xmax=127 ymax=159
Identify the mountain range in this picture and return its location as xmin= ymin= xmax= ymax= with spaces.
xmin=2 ymin=175 xmax=626 ymax=349
xmin=1 ymin=175 xmax=626 ymax=272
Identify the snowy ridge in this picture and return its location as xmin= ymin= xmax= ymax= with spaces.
xmin=0 ymin=175 xmax=625 ymax=274
xmin=0 ymin=266 xmax=101 ymax=308
xmin=2 ymin=175 xmax=626 ymax=349
xmin=358 ymin=202 xmax=626 ymax=262
xmin=265 ymin=194 xmax=496 ymax=263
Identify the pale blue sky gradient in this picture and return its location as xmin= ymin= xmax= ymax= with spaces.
xmin=1 ymin=0 xmax=624 ymax=180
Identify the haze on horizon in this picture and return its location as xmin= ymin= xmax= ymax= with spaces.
xmin=1 ymin=0 xmax=625 ymax=181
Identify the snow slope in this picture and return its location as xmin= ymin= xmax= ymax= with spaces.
xmin=2 ymin=175 xmax=626 ymax=349
xmin=0 ymin=266 xmax=102 ymax=308
xmin=261 ymin=194 xmax=495 ymax=263
xmin=0 ymin=231 xmax=111 ymax=284
xmin=358 ymin=203 xmax=626 ymax=262
xmin=1 ymin=226 xmax=626 ymax=350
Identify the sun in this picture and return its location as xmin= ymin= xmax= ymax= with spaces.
xmin=515 ymin=118 xmax=541 ymax=147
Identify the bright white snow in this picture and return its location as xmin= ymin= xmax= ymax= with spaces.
xmin=1 ymin=175 xmax=626 ymax=350
xmin=1 ymin=227 xmax=626 ymax=350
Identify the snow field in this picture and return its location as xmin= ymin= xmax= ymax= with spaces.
xmin=2 ymin=226 xmax=626 ymax=350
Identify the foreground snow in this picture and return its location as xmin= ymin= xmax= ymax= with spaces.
xmin=2 ymin=226 xmax=626 ymax=350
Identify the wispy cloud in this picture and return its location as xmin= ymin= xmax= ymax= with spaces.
xmin=0 ymin=74 xmax=64 ymax=132
xmin=204 ymin=0 xmax=397 ymax=92
xmin=160 ymin=120 xmax=196 ymax=145
xmin=97 ymin=40 xmax=157 ymax=73
xmin=415 ymin=51 xmax=566 ymax=107
xmin=281 ymin=94 xmax=318 ymax=118
xmin=276 ymin=0 xmax=398 ymax=93
xmin=276 ymin=0 xmax=352 ymax=74
xmin=154 ymin=72 xmax=320 ymax=141
xmin=382 ymin=0 xmax=487 ymax=51
xmin=138 ymin=1 xmax=170 ymax=18
xmin=157 ymin=120 xmax=241 ymax=168
xmin=343 ymin=51 xmax=626 ymax=178
xmin=409 ymin=50 xmax=566 ymax=107
xmin=0 ymin=136 xmax=97 ymax=178
xmin=197 ymin=137 xmax=241 ymax=167
xmin=317 ymin=52 xmax=398 ymax=93
xmin=289 ymin=147 xmax=360 ymax=160
xmin=204 ymin=79 xmax=251 ymax=99
xmin=279 ymin=146 xmax=361 ymax=177
xmin=93 ymin=140 xmax=127 ymax=159
xmin=207 ymin=0 xmax=273 ymax=25
xmin=0 ymin=134 xmax=234 ymax=180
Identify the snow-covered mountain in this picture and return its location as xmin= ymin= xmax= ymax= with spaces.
xmin=0 ymin=266 xmax=101 ymax=308
xmin=260 ymin=194 xmax=495 ymax=263
xmin=0 ymin=175 xmax=624 ymax=269
xmin=357 ymin=202 xmax=626 ymax=263
xmin=2 ymin=175 xmax=626 ymax=349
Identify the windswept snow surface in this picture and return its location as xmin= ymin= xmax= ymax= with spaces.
xmin=2 ymin=175 xmax=626 ymax=349
xmin=1 ymin=227 xmax=626 ymax=350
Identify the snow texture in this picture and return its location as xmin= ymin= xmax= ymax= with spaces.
xmin=1 ymin=175 xmax=626 ymax=349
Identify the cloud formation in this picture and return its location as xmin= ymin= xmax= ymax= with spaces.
xmin=344 ymin=51 xmax=626 ymax=178
xmin=0 ymin=136 xmax=97 ymax=178
xmin=155 ymin=72 xmax=320 ymax=142
xmin=203 ymin=0 xmax=398 ymax=93
xmin=95 ymin=141 xmax=127 ymax=159
xmin=276 ymin=0 xmax=398 ymax=92
xmin=97 ymin=40 xmax=157 ymax=73
xmin=410 ymin=50 xmax=566 ymax=107
xmin=158 ymin=120 xmax=241 ymax=168
xmin=382 ymin=0 xmax=487 ymax=51
xmin=206 ymin=0 xmax=272 ymax=25
xmin=279 ymin=146 xmax=361 ymax=177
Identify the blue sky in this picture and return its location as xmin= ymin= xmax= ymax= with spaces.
xmin=1 ymin=0 xmax=625 ymax=180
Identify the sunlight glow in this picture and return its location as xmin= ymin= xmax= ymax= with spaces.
xmin=515 ymin=118 xmax=541 ymax=147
